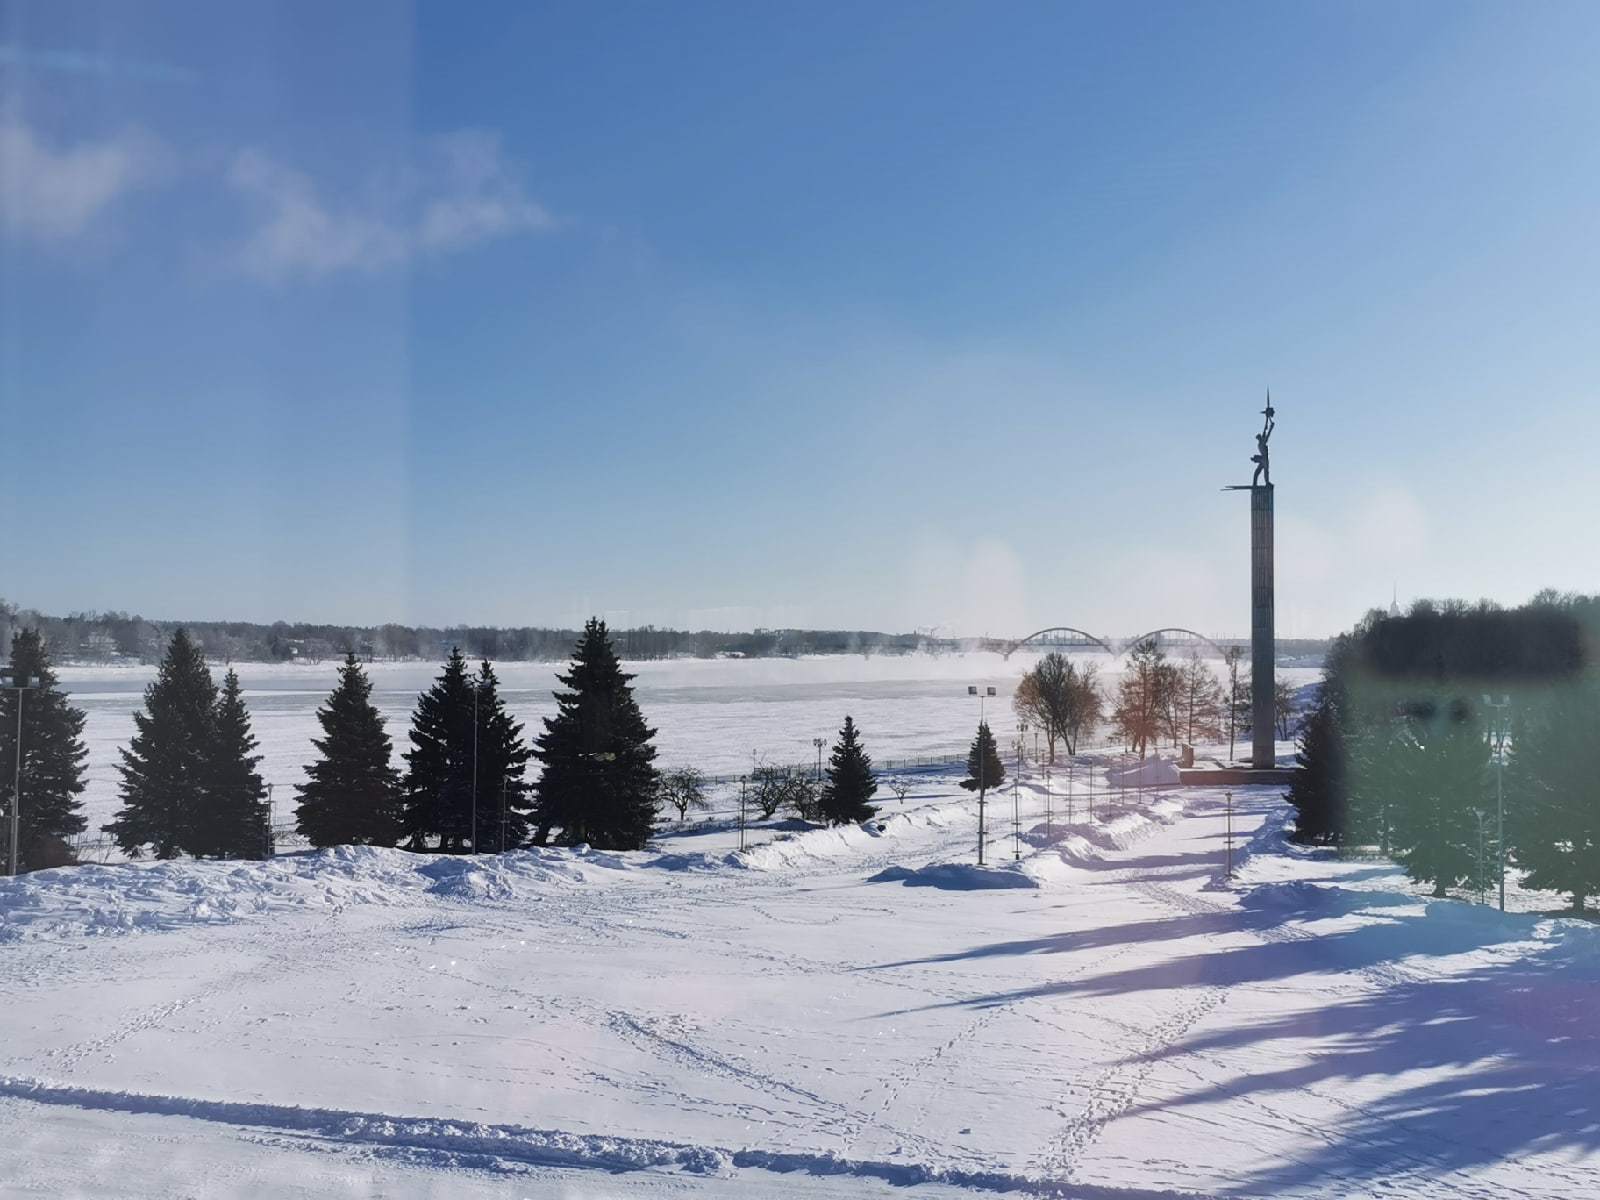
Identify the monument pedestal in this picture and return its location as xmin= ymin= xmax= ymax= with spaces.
xmin=1251 ymin=483 xmax=1275 ymax=769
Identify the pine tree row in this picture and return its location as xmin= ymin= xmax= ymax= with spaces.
xmin=5 ymin=615 xmax=892 ymax=873
xmin=295 ymin=617 xmax=668 ymax=853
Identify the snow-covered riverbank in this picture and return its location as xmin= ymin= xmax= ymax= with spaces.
xmin=4 ymin=771 xmax=1596 ymax=1198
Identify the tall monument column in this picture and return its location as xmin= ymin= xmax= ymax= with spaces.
xmin=1251 ymin=482 xmax=1275 ymax=769
xmin=1227 ymin=394 xmax=1277 ymax=770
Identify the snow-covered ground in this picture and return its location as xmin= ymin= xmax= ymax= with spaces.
xmin=4 ymin=767 xmax=1596 ymax=1198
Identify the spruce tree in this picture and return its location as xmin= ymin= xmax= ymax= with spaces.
xmin=532 ymin=618 xmax=658 ymax=850
xmin=400 ymin=648 xmax=476 ymax=852
xmin=0 ymin=630 xmax=88 ymax=871
xmin=1389 ymin=707 xmax=1490 ymax=897
xmin=1287 ymin=689 xmax=1345 ymax=845
xmin=470 ymin=660 xmax=534 ymax=851
xmin=295 ymin=651 xmax=401 ymax=848
xmin=197 ymin=669 xmax=270 ymax=859
xmin=961 ymin=721 xmax=1005 ymax=794
xmin=961 ymin=720 xmax=1006 ymax=864
xmin=818 ymin=715 xmax=878 ymax=825
xmin=1508 ymin=685 xmax=1600 ymax=913
xmin=106 ymin=629 xmax=217 ymax=859
xmin=1344 ymin=719 xmax=1405 ymax=855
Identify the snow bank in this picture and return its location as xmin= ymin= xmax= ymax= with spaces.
xmin=737 ymin=823 xmax=882 ymax=871
xmin=735 ymin=800 xmax=976 ymax=871
xmin=1104 ymin=755 xmax=1181 ymax=788
xmin=869 ymin=861 xmax=1040 ymax=890
xmin=0 ymin=844 xmax=736 ymax=942
xmin=1023 ymin=794 xmax=1187 ymax=863
xmin=1206 ymin=801 xmax=1296 ymax=891
xmin=870 ymin=793 xmax=1191 ymax=890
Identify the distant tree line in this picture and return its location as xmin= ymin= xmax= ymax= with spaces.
xmin=0 ymin=601 xmax=931 ymax=666
xmin=1 ymin=618 xmax=885 ymax=874
xmin=1289 ymin=591 xmax=1600 ymax=912
xmin=0 ymin=599 xmax=1333 ymax=668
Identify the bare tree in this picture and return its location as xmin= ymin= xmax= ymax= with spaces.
xmin=749 ymin=762 xmax=820 ymax=821
xmin=1274 ymin=677 xmax=1295 ymax=740
xmin=658 ymin=767 xmax=710 ymax=822
xmin=787 ymin=773 xmax=823 ymax=822
xmin=1113 ymin=639 xmax=1172 ymax=757
xmin=1062 ymin=661 xmax=1104 ymax=754
xmin=1012 ymin=670 xmax=1051 ymax=756
xmin=749 ymin=764 xmax=791 ymax=819
xmin=1176 ymin=652 xmax=1224 ymax=744
xmin=1013 ymin=652 xmax=1104 ymax=760
xmin=1223 ymin=645 xmax=1245 ymax=761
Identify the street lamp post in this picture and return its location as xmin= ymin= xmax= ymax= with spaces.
xmin=965 ymin=686 xmax=997 ymax=865
xmin=738 ymin=776 xmax=748 ymax=853
xmin=1225 ymin=790 xmax=1234 ymax=879
xmin=500 ymin=776 xmax=509 ymax=853
xmin=1044 ymin=756 xmax=1052 ymax=843
xmin=1 ymin=669 xmax=38 ymax=877
xmin=1483 ymin=693 xmax=1511 ymax=912
xmin=472 ymin=684 xmax=480 ymax=854
xmin=1014 ymin=722 xmax=1027 ymax=860
xmin=813 ymin=737 xmax=825 ymax=783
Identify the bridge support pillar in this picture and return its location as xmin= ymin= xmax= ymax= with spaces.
xmin=1250 ymin=484 xmax=1275 ymax=769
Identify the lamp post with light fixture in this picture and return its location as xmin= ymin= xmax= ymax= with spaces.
xmin=0 ymin=668 xmax=40 ymax=877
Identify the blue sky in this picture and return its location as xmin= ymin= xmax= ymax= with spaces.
xmin=2 ymin=1 xmax=1598 ymax=638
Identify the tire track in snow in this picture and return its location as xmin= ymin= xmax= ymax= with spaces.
xmin=0 ymin=1075 xmax=1228 ymax=1198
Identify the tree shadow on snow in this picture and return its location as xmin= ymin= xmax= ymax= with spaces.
xmin=1121 ymin=934 xmax=1600 ymax=1193
xmin=861 ymin=884 xmax=1414 ymax=974
xmin=871 ymin=882 xmax=1599 ymax=1190
xmin=870 ymin=889 xmax=1504 ymax=1018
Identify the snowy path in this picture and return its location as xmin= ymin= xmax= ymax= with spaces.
xmin=3 ymin=777 xmax=1597 ymax=1197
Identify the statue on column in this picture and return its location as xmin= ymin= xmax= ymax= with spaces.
xmin=1251 ymin=394 xmax=1275 ymax=487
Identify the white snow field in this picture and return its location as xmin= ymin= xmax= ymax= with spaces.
xmin=4 ymin=769 xmax=1598 ymax=1198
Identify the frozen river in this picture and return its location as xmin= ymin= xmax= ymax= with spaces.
xmin=55 ymin=652 xmax=1321 ymax=842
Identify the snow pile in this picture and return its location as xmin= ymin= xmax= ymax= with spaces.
xmin=738 ymin=823 xmax=882 ymax=871
xmin=736 ymin=799 xmax=978 ymax=871
xmin=0 ymin=843 xmax=736 ymax=942
xmin=0 ymin=847 xmax=425 ymax=941
xmin=1206 ymin=801 xmax=1297 ymax=890
xmin=1023 ymin=794 xmax=1188 ymax=864
xmin=868 ymin=861 xmax=1040 ymax=890
xmin=1105 ymin=755 xmax=1181 ymax=788
xmin=870 ymin=792 xmax=1192 ymax=889
xmin=416 ymin=855 xmax=576 ymax=901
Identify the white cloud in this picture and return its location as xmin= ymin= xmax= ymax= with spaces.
xmin=0 ymin=119 xmax=163 ymax=240
xmin=228 ymin=130 xmax=554 ymax=281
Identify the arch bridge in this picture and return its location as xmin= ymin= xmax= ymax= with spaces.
xmin=1000 ymin=626 xmax=1241 ymax=660
xmin=1121 ymin=627 xmax=1236 ymax=660
xmin=999 ymin=627 xmax=1116 ymax=660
